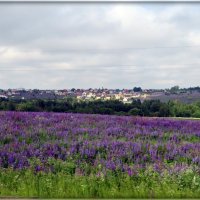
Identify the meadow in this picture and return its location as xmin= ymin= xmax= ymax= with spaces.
xmin=0 ymin=111 xmax=200 ymax=198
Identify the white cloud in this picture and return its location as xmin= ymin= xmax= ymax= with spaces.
xmin=0 ymin=3 xmax=199 ymax=89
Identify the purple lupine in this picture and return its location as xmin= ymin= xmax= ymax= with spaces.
xmin=0 ymin=111 xmax=200 ymax=173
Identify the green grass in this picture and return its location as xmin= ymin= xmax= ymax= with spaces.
xmin=171 ymin=117 xmax=200 ymax=120
xmin=1 ymin=168 xmax=200 ymax=198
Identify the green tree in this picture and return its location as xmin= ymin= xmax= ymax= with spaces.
xmin=170 ymin=85 xmax=180 ymax=93
xmin=129 ymin=108 xmax=141 ymax=116
xmin=133 ymin=87 xmax=142 ymax=92
xmin=159 ymin=104 xmax=170 ymax=117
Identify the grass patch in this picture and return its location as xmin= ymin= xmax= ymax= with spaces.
xmin=0 ymin=168 xmax=200 ymax=198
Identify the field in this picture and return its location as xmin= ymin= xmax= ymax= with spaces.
xmin=0 ymin=111 xmax=200 ymax=198
xmin=147 ymin=91 xmax=200 ymax=104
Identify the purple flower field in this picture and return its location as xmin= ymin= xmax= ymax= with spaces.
xmin=0 ymin=111 xmax=200 ymax=175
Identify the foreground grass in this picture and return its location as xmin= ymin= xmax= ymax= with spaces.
xmin=0 ymin=168 xmax=200 ymax=198
xmin=171 ymin=117 xmax=200 ymax=120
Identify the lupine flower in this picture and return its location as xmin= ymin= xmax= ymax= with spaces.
xmin=0 ymin=111 xmax=199 ymax=174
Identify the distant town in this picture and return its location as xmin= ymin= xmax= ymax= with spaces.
xmin=1 ymin=86 xmax=200 ymax=104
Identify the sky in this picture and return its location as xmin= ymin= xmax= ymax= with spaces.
xmin=0 ymin=3 xmax=200 ymax=89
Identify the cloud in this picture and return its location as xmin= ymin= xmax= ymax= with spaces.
xmin=0 ymin=3 xmax=199 ymax=89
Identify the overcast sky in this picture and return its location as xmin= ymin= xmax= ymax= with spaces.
xmin=0 ymin=3 xmax=200 ymax=89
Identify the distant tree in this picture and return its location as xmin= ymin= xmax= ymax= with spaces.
xmin=131 ymin=99 xmax=141 ymax=108
xmin=0 ymin=97 xmax=200 ymax=119
xmin=174 ymin=103 xmax=191 ymax=117
xmin=158 ymin=104 xmax=170 ymax=117
xmin=133 ymin=87 xmax=142 ymax=92
xmin=150 ymin=100 xmax=161 ymax=113
xmin=129 ymin=108 xmax=141 ymax=116
xmin=192 ymin=110 xmax=200 ymax=118
xmin=36 ymin=99 xmax=45 ymax=109
xmin=16 ymin=102 xmax=37 ymax=112
xmin=33 ymin=89 xmax=40 ymax=94
xmin=8 ymin=102 xmax=16 ymax=111
xmin=170 ymin=85 xmax=180 ymax=93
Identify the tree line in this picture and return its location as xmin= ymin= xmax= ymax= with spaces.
xmin=0 ymin=98 xmax=200 ymax=118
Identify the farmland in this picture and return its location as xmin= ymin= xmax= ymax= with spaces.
xmin=0 ymin=111 xmax=200 ymax=198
